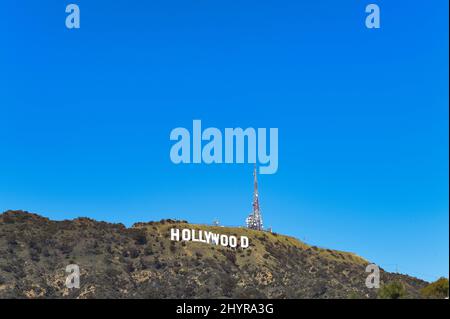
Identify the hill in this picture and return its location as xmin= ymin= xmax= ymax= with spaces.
xmin=0 ymin=210 xmax=428 ymax=298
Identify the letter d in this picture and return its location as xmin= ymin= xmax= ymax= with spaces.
xmin=240 ymin=236 xmax=249 ymax=248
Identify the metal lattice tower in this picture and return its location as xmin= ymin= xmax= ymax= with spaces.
xmin=246 ymin=165 xmax=263 ymax=230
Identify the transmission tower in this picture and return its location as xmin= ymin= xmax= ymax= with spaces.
xmin=246 ymin=165 xmax=263 ymax=231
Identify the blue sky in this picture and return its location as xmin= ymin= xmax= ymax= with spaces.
xmin=0 ymin=1 xmax=448 ymax=282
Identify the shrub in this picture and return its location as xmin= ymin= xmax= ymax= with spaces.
xmin=133 ymin=232 xmax=147 ymax=245
xmin=347 ymin=291 xmax=363 ymax=299
xmin=126 ymin=262 xmax=135 ymax=273
xmin=59 ymin=243 xmax=73 ymax=254
xmin=105 ymin=268 xmax=121 ymax=278
xmin=30 ymin=250 xmax=40 ymax=262
xmin=421 ymin=277 xmax=449 ymax=299
xmin=377 ymin=281 xmax=406 ymax=299
xmin=144 ymin=247 xmax=153 ymax=256
xmin=222 ymin=250 xmax=236 ymax=264
xmin=129 ymin=248 xmax=140 ymax=259
xmin=155 ymin=261 xmax=165 ymax=270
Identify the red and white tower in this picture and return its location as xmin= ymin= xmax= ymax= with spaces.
xmin=246 ymin=165 xmax=263 ymax=230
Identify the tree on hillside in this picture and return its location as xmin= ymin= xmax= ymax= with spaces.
xmin=377 ymin=281 xmax=406 ymax=299
xmin=421 ymin=277 xmax=449 ymax=299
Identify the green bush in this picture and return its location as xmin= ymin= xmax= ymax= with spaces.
xmin=347 ymin=291 xmax=363 ymax=299
xmin=421 ymin=277 xmax=449 ymax=299
xmin=132 ymin=232 xmax=147 ymax=245
xmin=377 ymin=281 xmax=406 ymax=299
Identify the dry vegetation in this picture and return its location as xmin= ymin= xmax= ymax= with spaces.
xmin=0 ymin=210 xmax=428 ymax=299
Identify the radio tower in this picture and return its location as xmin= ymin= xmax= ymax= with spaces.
xmin=246 ymin=165 xmax=263 ymax=230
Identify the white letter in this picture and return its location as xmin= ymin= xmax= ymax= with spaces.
xmin=202 ymin=127 xmax=222 ymax=164
xmin=220 ymin=235 xmax=229 ymax=247
xmin=258 ymin=128 xmax=278 ymax=175
xmin=211 ymin=233 xmax=220 ymax=245
xmin=240 ymin=236 xmax=249 ymax=248
xmin=229 ymin=236 xmax=237 ymax=248
xmin=365 ymin=4 xmax=381 ymax=29
xmin=182 ymin=229 xmax=191 ymax=241
xmin=204 ymin=231 xmax=213 ymax=244
xmin=170 ymin=127 xmax=191 ymax=164
xmin=65 ymin=4 xmax=80 ymax=29
xmin=198 ymin=230 xmax=206 ymax=243
xmin=170 ymin=228 xmax=180 ymax=241
xmin=191 ymin=229 xmax=200 ymax=242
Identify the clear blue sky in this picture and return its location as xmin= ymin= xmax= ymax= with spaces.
xmin=0 ymin=1 xmax=448 ymax=282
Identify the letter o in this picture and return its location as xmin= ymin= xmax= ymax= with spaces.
xmin=229 ymin=236 xmax=237 ymax=248
xmin=182 ymin=229 xmax=191 ymax=241
xmin=220 ymin=235 xmax=228 ymax=247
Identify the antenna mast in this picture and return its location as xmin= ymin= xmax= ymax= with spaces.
xmin=246 ymin=165 xmax=263 ymax=230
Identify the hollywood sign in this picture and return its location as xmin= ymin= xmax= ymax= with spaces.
xmin=170 ymin=228 xmax=250 ymax=249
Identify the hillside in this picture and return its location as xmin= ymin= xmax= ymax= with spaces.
xmin=0 ymin=210 xmax=427 ymax=298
